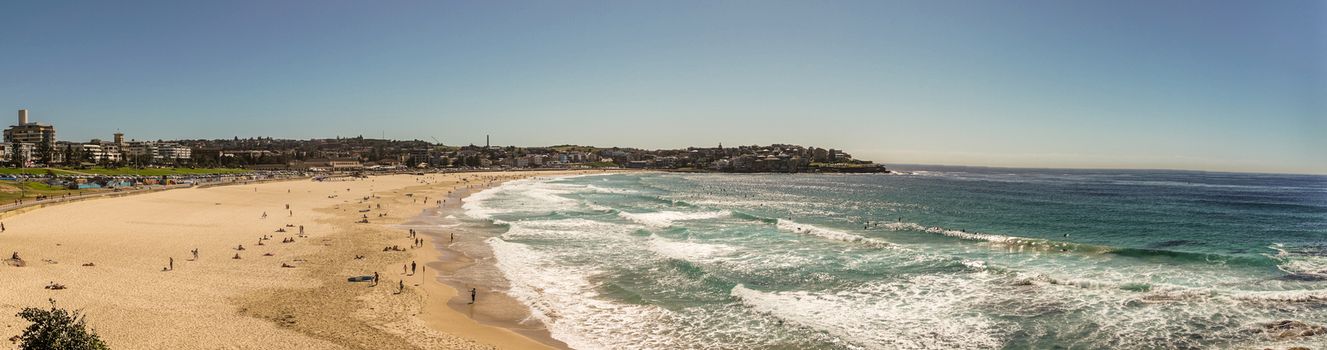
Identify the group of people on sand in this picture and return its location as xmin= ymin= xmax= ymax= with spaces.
xmin=329 ymin=178 xmax=503 ymax=305
xmin=163 ymin=248 xmax=202 ymax=271
xmin=220 ymin=207 xmax=312 ymax=264
xmin=408 ymin=229 xmax=427 ymax=248
xmin=404 ymin=260 xmax=418 ymax=275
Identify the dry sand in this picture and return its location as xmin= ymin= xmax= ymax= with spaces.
xmin=0 ymin=171 xmax=589 ymax=350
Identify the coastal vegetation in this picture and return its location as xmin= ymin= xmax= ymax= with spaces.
xmin=14 ymin=300 xmax=109 ymax=350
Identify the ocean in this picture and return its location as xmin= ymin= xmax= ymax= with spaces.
xmin=452 ymin=167 xmax=1327 ymax=349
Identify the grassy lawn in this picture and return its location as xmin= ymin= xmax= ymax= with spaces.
xmin=76 ymin=167 xmax=252 ymax=176
xmin=0 ymin=168 xmax=83 ymax=176
xmin=0 ymin=180 xmax=104 ymax=203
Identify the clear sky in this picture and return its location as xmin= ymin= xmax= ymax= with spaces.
xmin=2 ymin=1 xmax=1324 ymax=174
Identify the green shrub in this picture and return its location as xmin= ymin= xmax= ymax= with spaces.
xmin=15 ymin=299 xmax=109 ymax=350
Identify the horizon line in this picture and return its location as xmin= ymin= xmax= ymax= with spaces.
xmin=887 ymin=163 xmax=1327 ymax=177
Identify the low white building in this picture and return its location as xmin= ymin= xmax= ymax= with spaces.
xmin=125 ymin=141 xmax=191 ymax=163
xmin=0 ymin=142 xmax=35 ymax=165
xmin=156 ymin=143 xmax=191 ymax=160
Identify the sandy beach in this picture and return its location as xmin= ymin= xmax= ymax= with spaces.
xmin=0 ymin=171 xmax=589 ymax=350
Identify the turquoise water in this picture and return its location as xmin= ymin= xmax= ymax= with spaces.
xmin=462 ymin=167 xmax=1327 ymax=349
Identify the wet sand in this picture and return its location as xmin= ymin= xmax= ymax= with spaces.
xmin=406 ymin=182 xmax=572 ymax=349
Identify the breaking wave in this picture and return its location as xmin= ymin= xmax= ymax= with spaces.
xmin=776 ymin=219 xmax=894 ymax=248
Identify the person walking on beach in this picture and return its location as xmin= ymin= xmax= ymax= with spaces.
xmin=411 ymin=261 xmax=416 ymax=275
xmin=469 ymin=288 xmax=477 ymax=304
xmin=192 ymin=248 xmax=199 ymax=260
xmin=373 ymin=272 xmax=380 ymax=286
xmin=398 ymin=280 xmax=404 ymax=293
xmin=299 ymin=225 xmax=304 ymax=235
xmin=169 ymin=257 xmax=174 ymax=271
xmin=2 ymin=222 xmax=6 ymax=232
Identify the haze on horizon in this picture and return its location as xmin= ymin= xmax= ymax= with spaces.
xmin=2 ymin=1 xmax=1323 ymax=174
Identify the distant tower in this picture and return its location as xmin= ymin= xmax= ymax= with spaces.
xmin=18 ymin=109 xmax=28 ymax=125
xmin=486 ymin=134 xmax=490 ymax=148
xmin=114 ymin=132 xmax=125 ymax=145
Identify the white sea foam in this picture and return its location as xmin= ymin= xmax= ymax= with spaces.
xmin=1231 ymin=289 xmax=1327 ymax=303
xmin=584 ymin=202 xmax=615 ymax=212
xmin=585 ymin=184 xmax=639 ymax=194
xmin=479 ymin=173 xmax=1327 ymax=349
xmin=617 ymin=210 xmax=730 ymax=228
xmin=882 ymin=221 xmax=1023 ymax=244
xmin=776 ymin=219 xmax=893 ymax=248
xmin=500 ymin=218 xmax=640 ymax=241
xmin=462 ymin=178 xmax=579 ymax=220
xmin=460 ymin=180 xmax=512 ymax=219
xmin=648 ymin=236 xmax=738 ymax=262
xmin=488 ymin=238 xmax=691 ymax=350
xmin=962 ymin=259 xmax=988 ymax=270
xmin=1269 ymin=244 xmax=1327 ymax=280
xmin=730 ymin=275 xmax=1010 ymax=349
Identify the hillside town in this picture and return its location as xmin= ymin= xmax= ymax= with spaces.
xmin=4 ymin=109 xmax=886 ymax=173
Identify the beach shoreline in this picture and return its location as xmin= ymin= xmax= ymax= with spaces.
xmin=409 ymin=176 xmax=576 ymax=350
xmin=402 ymin=173 xmax=578 ymax=350
xmin=0 ymin=170 xmax=594 ymax=349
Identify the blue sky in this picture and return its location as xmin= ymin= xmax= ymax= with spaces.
xmin=2 ymin=1 xmax=1324 ymax=174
